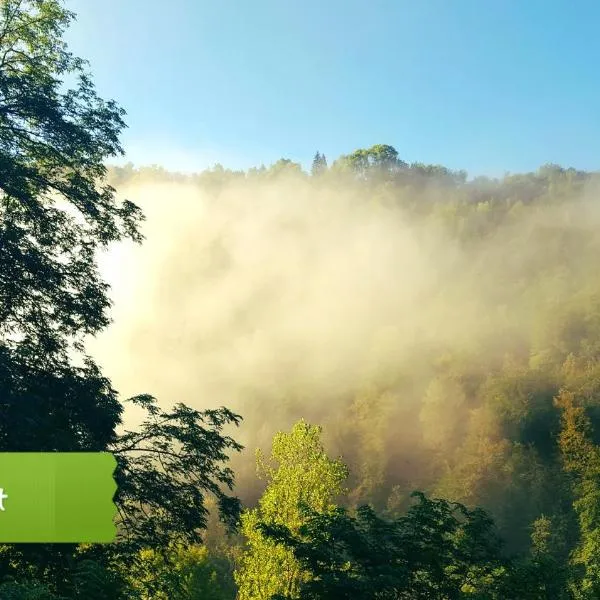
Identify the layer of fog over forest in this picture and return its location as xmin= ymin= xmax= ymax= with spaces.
xmin=11 ymin=1 xmax=600 ymax=596
xmin=88 ymin=161 xmax=600 ymax=513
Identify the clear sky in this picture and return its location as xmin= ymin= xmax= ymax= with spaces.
xmin=65 ymin=0 xmax=600 ymax=177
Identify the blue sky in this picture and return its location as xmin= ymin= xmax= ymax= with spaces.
xmin=65 ymin=0 xmax=600 ymax=177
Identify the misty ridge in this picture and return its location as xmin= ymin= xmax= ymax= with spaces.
xmin=88 ymin=155 xmax=600 ymax=520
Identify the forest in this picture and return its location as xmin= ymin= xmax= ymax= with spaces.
xmin=3 ymin=0 xmax=600 ymax=599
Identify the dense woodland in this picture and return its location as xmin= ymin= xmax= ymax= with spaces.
xmin=4 ymin=0 xmax=600 ymax=598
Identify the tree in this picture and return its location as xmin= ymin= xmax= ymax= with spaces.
xmin=0 ymin=0 xmax=143 ymax=355
xmin=556 ymin=389 xmax=600 ymax=598
xmin=262 ymin=491 xmax=512 ymax=600
xmin=125 ymin=542 xmax=236 ymax=600
xmin=331 ymin=144 xmax=405 ymax=181
xmin=264 ymin=158 xmax=304 ymax=179
xmin=0 ymin=580 xmax=61 ymax=600
xmin=234 ymin=420 xmax=348 ymax=600
xmin=0 ymin=0 xmax=139 ymax=585
xmin=111 ymin=395 xmax=243 ymax=552
xmin=0 ymin=558 xmax=125 ymax=600
xmin=310 ymin=152 xmax=327 ymax=176
xmin=0 ymin=0 xmax=243 ymax=591
xmin=518 ymin=515 xmax=572 ymax=599
xmin=367 ymin=144 xmax=401 ymax=171
xmin=0 ymin=0 xmax=142 ymax=453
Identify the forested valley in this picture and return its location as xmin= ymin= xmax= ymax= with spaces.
xmin=4 ymin=1 xmax=600 ymax=599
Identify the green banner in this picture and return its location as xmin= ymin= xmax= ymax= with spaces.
xmin=0 ymin=453 xmax=117 ymax=543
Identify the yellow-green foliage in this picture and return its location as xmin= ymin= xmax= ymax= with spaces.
xmin=126 ymin=543 xmax=235 ymax=600
xmin=234 ymin=420 xmax=348 ymax=600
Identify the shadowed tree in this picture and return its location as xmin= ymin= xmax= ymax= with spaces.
xmin=0 ymin=0 xmax=142 ymax=448
xmin=0 ymin=0 xmax=243 ymax=593
xmin=262 ymin=492 xmax=513 ymax=600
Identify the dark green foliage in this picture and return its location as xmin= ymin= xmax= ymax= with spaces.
xmin=0 ymin=0 xmax=138 ymax=452
xmin=71 ymin=559 xmax=125 ymax=600
xmin=263 ymin=492 xmax=510 ymax=599
xmin=111 ymin=395 xmax=243 ymax=551
xmin=0 ymin=0 xmax=143 ymax=354
xmin=0 ymin=559 xmax=126 ymax=600
xmin=0 ymin=580 xmax=62 ymax=600
xmin=0 ymin=347 xmax=121 ymax=451
xmin=261 ymin=491 xmax=581 ymax=599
